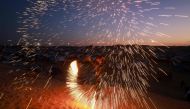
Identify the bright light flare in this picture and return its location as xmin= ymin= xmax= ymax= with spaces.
xmin=70 ymin=60 xmax=78 ymax=78
xmin=67 ymin=60 xmax=79 ymax=91
xmin=67 ymin=60 xmax=95 ymax=109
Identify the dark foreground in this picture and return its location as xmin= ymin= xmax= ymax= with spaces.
xmin=0 ymin=45 xmax=190 ymax=109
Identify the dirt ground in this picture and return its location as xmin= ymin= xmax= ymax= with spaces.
xmin=0 ymin=63 xmax=190 ymax=109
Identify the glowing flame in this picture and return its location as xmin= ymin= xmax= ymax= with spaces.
xmin=67 ymin=60 xmax=94 ymax=109
xmin=70 ymin=60 xmax=78 ymax=79
xmin=67 ymin=60 xmax=79 ymax=91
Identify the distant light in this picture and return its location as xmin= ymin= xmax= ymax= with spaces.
xmin=37 ymin=42 xmax=41 ymax=46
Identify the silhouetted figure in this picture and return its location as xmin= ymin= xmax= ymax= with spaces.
xmin=78 ymin=58 xmax=96 ymax=85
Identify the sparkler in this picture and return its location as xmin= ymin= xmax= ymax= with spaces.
xmin=13 ymin=0 xmax=189 ymax=109
xmin=16 ymin=0 xmax=167 ymax=109
xmin=67 ymin=60 xmax=96 ymax=109
xmin=67 ymin=46 xmax=160 ymax=109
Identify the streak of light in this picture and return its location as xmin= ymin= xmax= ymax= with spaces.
xmin=26 ymin=97 xmax=33 ymax=109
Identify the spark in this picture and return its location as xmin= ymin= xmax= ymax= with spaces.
xmin=0 ymin=93 xmax=4 ymax=100
xmin=158 ymin=14 xmax=172 ymax=18
xmin=164 ymin=7 xmax=176 ymax=10
xmin=44 ymin=76 xmax=52 ymax=89
xmin=160 ymin=23 xmax=169 ymax=26
xmin=174 ymin=15 xmax=189 ymax=18
xmin=26 ymin=97 xmax=33 ymax=109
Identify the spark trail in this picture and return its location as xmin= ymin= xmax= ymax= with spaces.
xmin=17 ymin=0 xmax=173 ymax=46
xmin=67 ymin=46 xmax=162 ymax=109
xmin=13 ymin=0 xmax=189 ymax=109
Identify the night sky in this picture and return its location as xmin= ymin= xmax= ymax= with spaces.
xmin=0 ymin=0 xmax=190 ymax=46
xmin=0 ymin=0 xmax=28 ymax=45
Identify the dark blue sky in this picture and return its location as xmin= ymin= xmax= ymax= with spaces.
xmin=0 ymin=0 xmax=190 ymax=45
xmin=0 ymin=0 xmax=28 ymax=44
